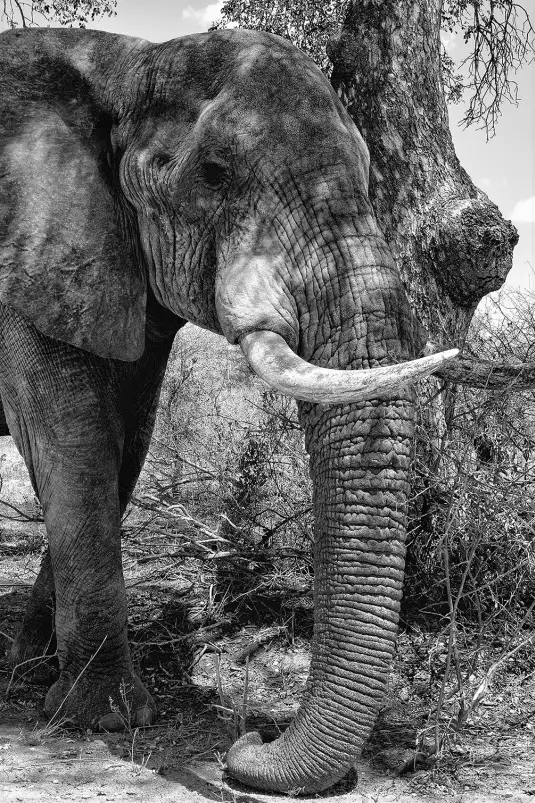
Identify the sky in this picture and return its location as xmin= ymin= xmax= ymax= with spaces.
xmin=3 ymin=0 xmax=534 ymax=291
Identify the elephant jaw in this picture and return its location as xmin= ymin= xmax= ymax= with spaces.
xmin=240 ymin=330 xmax=458 ymax=404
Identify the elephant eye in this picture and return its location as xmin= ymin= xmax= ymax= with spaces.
xmin=200 ymin=159 xmax=229 ymax=189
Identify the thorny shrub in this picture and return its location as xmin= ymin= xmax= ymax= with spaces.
xmin=135 ymin=300 xmax=535 ymax=750
xmin=406 ymin=289 xmax=535 ymax=627
xmin=130 ymin=325 xmax=313 ymax=633
xmin=402 ymin=288 xmax=535 ymax=753
xmin=139 ymin=305 xmax=535 ymax=637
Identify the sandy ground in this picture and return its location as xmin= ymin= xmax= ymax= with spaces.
xmin=1 ymin=723 xmax=534 ymax=803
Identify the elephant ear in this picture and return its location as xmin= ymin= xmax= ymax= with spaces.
xmin=0 ymin=29 xmax=148 ymax=361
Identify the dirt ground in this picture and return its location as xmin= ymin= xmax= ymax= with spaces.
xmin=1 ymin=440 xmax=535 ymax=802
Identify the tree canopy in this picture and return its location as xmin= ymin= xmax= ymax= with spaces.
xmin=215 ymin=0 xmax=535 ymax=136
xmin=1 ymin=0 xmax=116 ymax=28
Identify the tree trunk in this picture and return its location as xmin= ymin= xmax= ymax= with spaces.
xmin=327 ymin=0 xmax=518 ymax=345
xmin=327 ymin=0 xmax=519 ymax=589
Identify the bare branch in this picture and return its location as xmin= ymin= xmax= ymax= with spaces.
xmin=443 ymin=1 xmax=535 ymax=136
xmin=1 ymin=0 xmax=116 ymax=29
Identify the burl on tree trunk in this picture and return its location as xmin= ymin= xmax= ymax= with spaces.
xmin=327 ymin=0 xmax=518 ymax=346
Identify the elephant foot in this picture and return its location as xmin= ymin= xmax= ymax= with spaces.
xmin=9 ymin=630 xmax=58 ymax=686
xmin=44 ymin=671 xmax=156 ymax=730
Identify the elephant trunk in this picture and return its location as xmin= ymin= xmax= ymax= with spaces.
xmin=223 ymin=227 xmax=426 ymax=791
xmin=226 ymin=393 xmax=414 ymax=792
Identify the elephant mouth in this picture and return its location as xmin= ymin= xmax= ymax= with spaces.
xmin=239 ymin=330 xmax=458 ymax=403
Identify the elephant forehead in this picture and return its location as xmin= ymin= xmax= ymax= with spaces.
xmin=232 ymin=50 xmax=347 ymax=137
xmin=195 ymin=86 xmax=359 ymax=171
xmin=148 ymin=32 xmax=354 ymax=146
xmin=233 ymin=41 xmax=331 ymax=104
xmin=126 ymin=30 xmax=370 ymax=189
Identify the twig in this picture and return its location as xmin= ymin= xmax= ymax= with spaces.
xmin=7 ymin=636 xmax=57 ymax=695
xmin=232 ymin=626 xmax=287 ymax=665
xmin=467 ymin=630 xmax=535 ymax=715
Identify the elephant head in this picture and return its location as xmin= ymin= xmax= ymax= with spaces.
xmin=0 ymin=28 xmax=457 ymax=793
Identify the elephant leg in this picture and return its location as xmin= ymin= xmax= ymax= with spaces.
xmin=0 ymin=306 xmax=153 ymax=728
xmin=9 ymin=548 xmax=58 ymax=684
xmin=40 ymin=449 xmax=154 ymax=730
xmin=8 ymin=304 xmax=182 ymax=696
xmin=117 ymin=327 xmax=182 ymax=514
xmin=96 ymin=330 xmax=181 ymax=731
xmin=7 ymin=411 xmax=57 ymax=682
xmin=0 ymin=394 xmax=10 ymax=436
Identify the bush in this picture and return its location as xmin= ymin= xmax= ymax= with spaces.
xmin=404 ymin=288 xmax=535 ymax=629
xmin=131 ymin=325 xmax=313 ymax=631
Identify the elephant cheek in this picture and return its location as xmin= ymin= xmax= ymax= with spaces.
xmin=215 ymin=254 xmax=298 ymax=348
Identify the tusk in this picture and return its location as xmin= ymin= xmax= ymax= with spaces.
xmin=240 ymin=330 xmax=459 ymax=404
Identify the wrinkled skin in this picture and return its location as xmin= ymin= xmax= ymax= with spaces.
xmin=1 ymin=28 xmax=423 ymax=793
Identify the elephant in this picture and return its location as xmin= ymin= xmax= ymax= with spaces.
xmin=0 ymin=27 xmax=459 ymax=794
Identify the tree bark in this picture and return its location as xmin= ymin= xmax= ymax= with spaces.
xmin=327 ymin=0 xmax=518 ymax=345
xmin=326 ymin=0 xmax=520 ymax=575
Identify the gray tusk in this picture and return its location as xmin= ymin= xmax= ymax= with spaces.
xmin=240 ymin=330 xmax=459 ymax=403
